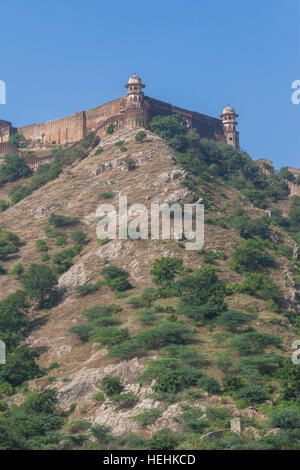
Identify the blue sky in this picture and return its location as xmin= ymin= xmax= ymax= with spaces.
xmin=1 ymin=0 xmax=299 ymax=169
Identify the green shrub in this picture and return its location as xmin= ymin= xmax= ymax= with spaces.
xmin=161 ymin=344 xmax=206 ymax=367
xmin=277 ymin=359 xmax=300 ymax=400
xmin=135 ymin=309 xmax=157 ymax=325
xmin=83 ymin=304 xmax=121 ymax=319
xmin=230 ymin=239 xmax=275 ymax=273
xmin=0 ymin=290 xmax=29 ymax=350
xmin=71 ymin=230 xmax=87 ymax=244
xmin=147 ymin=428 xmax=179 ymax=450
xmin=101 ymin=265 xmax=132 ymax=291
xmin=276 ymin=244 xmax=294 ymax=259
xmin=109 ymin=392 xmax=138 ymax=408
xmin=0 ymin=346 xmax=43 ymax=387
xmin=197 ymin=376 xmax=221 ymax=394
xmin=231 ymin=215 xmax=270 ymax=239
xmin=95 ymin=147 xmax=103 ymax=155
xmin=236 ymin=385 xmax=268 ymax=404
xmin=154 ymin=370 xmax=183 ymax=394
xmin=205 ymin=406 xmax=233 ymax=428
xmin=0 ymin=230 xmax=20 ymax=260
xmin=109 ymin=321 xmax=195 ymax=360
xmin=0 ymin=400 xmax=9 ymax=412
xmin=8 ymin=133 xmax=26 ymax=148
xmin=150 ymin=114 xmax=187 ymax=143
xmin=8 ymin=263 xmax=24 ymax=277
xmin=93 ymin=392 xmax=105 ymax=402
xmin=137 ymin=321 xmax=195 ymax=349
xmin=108 ymin=276 xmax=132 ymax=292
xmin=101 ymin=375 xmax=123 ymax=396
xmin=74 ymin=281 xmax=104 ymax=297
xmin=124 ymin=157 xmax=136 ymax=170
xmin=0 ymin=199 xmax=9 ymax=212
xmin=90 ymin=326 xmax=130 ymax=346
xmin=131 ymin=408 xmax=161 ymax=426
xmin=106 ymin=123 xmax=115 ymax=135
xmin=135 ymin=131 xmax=147 ymax=142
xmin=176 ymin=266 xmax=227 ymax=318
xmin=127 ymin=288 xmax=156 ymax=308
xmin=269 ymin=409 xmax=300 ymax=429
xmin=98 ymin=191 xmax=117 ymax=200
xmin=69 ymin=324 xmax=93 ymax=342
xmin=233 ymin=354 xmax=282 ymax=380
xmin=216 ymin=310 xmax=250 ymax=332
xmin=228 ymin=331 xmax=281 ymax=355
xmin=138 ymin=358 xmax=204 ymax=391
xmin=0 ymin=153 xmax=31 ymax=183
xmin=175 ymin=405 xmax=208 ymax=433
xmin=101 ymin=265 xmax=128 ymax=279
xmin=236 ymin=273 xmax=281 ymax=303
xmin=108 ymin=339 xmax=142 ymax=360
xmin=222 ymin=375 xmax=246 ymax=392
xmin=124 ymin=433 xmax=148 ymax=449
xmin=52 ymin=245 xmax=81 ymax=274
xmin=20 ymin=264 xmax=57 ymax=307
xmin=55 ymin=235 xmax=67 ymax=246
xmin=150 ymin=257 xmax=183 ymax=287
xmin=81 ymin=131 xmax=99 ymax=150
xmin=35 ymin=240 xmax=48 ymax=252
xmin=41 ymin=253 xmax=51 ymax=262
xmin=48 ymin=213 xmax=79 ymax=227
xmin=0 ymin=382 xmax=14 ymax=396
xmin=64 ymin=419 xmax=90 ymax=434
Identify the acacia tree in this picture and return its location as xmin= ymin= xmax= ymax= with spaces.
xmin=20 ymin=264 xmax=57 ymax=307
xmin=150 ymin=257 xmax=183 ymax=288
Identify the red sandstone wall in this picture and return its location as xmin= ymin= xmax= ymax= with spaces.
xmin=18 ymin=111 xmax=85 ymax=144
xmin=0 ymin=126 xmax=12 ymax=143
xmin=85 ymin=97 xmax=126 ymax=132
xmin=16 ymin=97 xmax=126 ymax=145
xmin=0 ymin=142 xmax=18 ymax=157
xmin=13 ymin=93 xmax=227 ymax=151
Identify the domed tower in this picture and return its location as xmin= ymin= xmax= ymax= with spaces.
xmin=125 ymin=74 xmax=146 ymax=108
xmin=220 ymin=106 xmax=240 ymax=150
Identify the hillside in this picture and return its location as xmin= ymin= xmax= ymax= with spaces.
xmin=0 ymin=123 xmax=300 ymax=450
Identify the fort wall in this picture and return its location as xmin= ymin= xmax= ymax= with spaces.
xmin=0 ymin=120 xmax=14 ymax=143
xmin=18 ymin=111 xmax=86 ymax=144
xmin=85 ymin=97 xmax=126 ymax=132
xmin=145 ymin=97 xmax=225 ymax=141
xmin=0 ymin=75 xmax=242 ymax=171
xmin=0 ymin=142 xmax=17 ymax=157
xmin=13 ymin=94 xmax=227 ymax=148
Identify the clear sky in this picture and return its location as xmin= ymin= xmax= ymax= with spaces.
xmin=1 ymin=0 xmax=299 ymax=169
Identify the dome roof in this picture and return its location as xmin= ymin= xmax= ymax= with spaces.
xmin=222 ymin=105 xmax=236 ymax=115
xmin=128 ymin=74 xmax=142 ymax=84
xmin=125 ymin=75 xmax=145 ymax=88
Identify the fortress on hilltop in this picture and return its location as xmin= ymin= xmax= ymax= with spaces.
xmin=0 ymin=75 xmax=240 ymax=163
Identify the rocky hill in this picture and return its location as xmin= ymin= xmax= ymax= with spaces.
xmin=0 ymin=124 xmax=300 ymax=450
